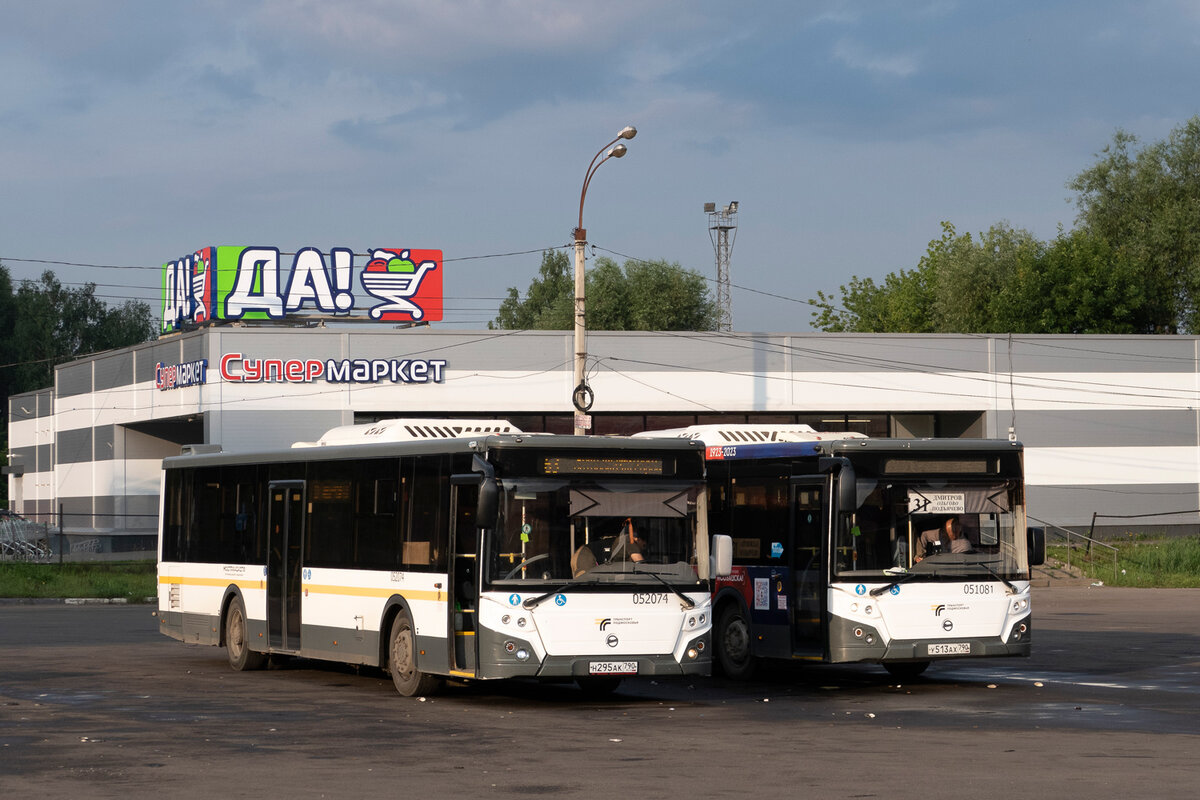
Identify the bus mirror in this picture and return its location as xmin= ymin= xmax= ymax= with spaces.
xmin=819 ymin=456 xmax=858 ymax=513
xmin=1027 ymin=526 xmax=1046 ymax=567
xmin=711 ymin=534 xmax=733 ymax=577
xmin=477 ymin=478 xmax=499 ymax=529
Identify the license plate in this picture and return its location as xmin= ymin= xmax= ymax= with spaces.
xmin=928 ymin=642 xmax=971 ymax=656
xmin=589 ymin=660 xmax=638 ymax=675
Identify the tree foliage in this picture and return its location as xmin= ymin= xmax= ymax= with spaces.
xmin=491 ymin=251 xmax=717 ymax=331
xmin=1 ymin=265 xmax=155 ymax=406
xmin=1 ymin=264 xmax=154 ymax=503
xmin=812 ymin=116 xmax=1200 ymax=334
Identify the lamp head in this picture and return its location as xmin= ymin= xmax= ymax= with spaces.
xmin=618 ymin=125 xmax=637 ymax=140
xmin=609 ymin=143 xmax=628 ymax=158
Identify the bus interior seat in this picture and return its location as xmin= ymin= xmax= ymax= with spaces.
xmin=571 ymin=544 xmax=597 ymax=577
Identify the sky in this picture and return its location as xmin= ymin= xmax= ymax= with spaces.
xmin=2 ymin=0 xmax=1199 ymax=332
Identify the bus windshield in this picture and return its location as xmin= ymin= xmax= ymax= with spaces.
xmin=834 ymin=479 xmax=1027 ymax=580
xmin=485 ymin=478 xmax=705 ymax=587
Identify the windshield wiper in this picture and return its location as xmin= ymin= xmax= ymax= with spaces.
xmin=633 ymin=563 xmax=697 ymax=609
xmin=870 ymin=570 xmax=919 ymax=597
xmin=522 ymin=577 xmax=600 ymax=609
xmin=976 ymin=559 xmax=1018 ymax=594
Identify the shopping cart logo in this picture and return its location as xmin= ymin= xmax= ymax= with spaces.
xmin=361 ymin=248 xmax=443 ymax=322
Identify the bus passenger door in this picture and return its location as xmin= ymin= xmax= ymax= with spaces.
xmin=449 ymin=484 xmax=479 ymax=675
xmin=791 ymin=479 xmax=826 ymax=659
xmin=267 ymin=481 xmax=305 ymax=652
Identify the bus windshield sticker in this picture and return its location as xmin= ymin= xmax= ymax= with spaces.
xmin=908 ymin=491 xmax=966 ymax=514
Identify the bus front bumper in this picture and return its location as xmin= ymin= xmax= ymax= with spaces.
xmin=828 ymin=614 xmax=1033 ymax=663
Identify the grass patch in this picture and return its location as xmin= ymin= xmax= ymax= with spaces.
xmin=0 ymin=561 xmax=156 ymax=599
xmin=1046 ymin=536 xmax=1200 ymax=588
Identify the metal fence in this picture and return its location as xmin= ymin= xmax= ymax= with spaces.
xmin=1 ymin=510 xmax=157 ymax=563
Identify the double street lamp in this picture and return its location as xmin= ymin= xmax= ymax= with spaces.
xmin=572 ymin=125 xmax=637 ymax=434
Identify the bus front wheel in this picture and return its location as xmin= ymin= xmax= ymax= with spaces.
xmin=388 ymin=610 xmax=443 ymax=697
xmin=225 ymin=596 xmax=266 ymax=671
xmin=716 ymin=603 xmax=756 ymax=680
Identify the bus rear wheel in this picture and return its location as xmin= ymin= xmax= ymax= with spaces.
xmin=716 ymin=603 xmax=756 ymax=680
xmin=388 ymin=610 xmax=442 ymax=697
xmin=225 ymin=596 xmax=266 ymax=671
xmin=884 ymin=660 xmax=930 ymax=681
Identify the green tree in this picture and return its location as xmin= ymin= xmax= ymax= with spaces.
xmin=491 ymin=251 xmax=717 ymax=331
xmin=811 ymin=222 xmax=1042 ymax=333
xmin=812 ymin=116 xmax=1200 ymax=334
xmin=6 ymin=270 xmax=155 ymax=394
xmin=1069 ymin=118 xmax=1200 ymax=333
xmin=995 ymin=229 xmax=1153 ymax=334
xmin=492 ymin=250 xmax=574 ymax=330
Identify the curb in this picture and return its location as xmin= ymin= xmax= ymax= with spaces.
xmin=0 ymin=597 xmax=157 ymax=606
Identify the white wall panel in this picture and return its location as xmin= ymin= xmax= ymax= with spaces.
xmin=1025 ymin=446 xmax=1200 ymax=486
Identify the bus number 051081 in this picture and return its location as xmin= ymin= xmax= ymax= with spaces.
xmin=963 ymin=584 xmax=994 ymax=595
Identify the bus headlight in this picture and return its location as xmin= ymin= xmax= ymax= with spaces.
xmin=516 ymin=649 xmax=530 ymax=661
xmin=687 ymin=648 xmax=699 ymax=660
xmin=1012 ymin=599 xmax=1028 ymax=613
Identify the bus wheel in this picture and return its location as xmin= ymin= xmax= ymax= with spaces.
xmin=388 ymin=610 xmax=442 ymax=697
xmin=575 ymin=676 xmax=622 ymax=697
xmin=884 ymin=660 xmax=930 ymax=681
xmin=717 ymin=604 xmax=756 ymax=680
xmin=225 ymin=597 xmax=265 ymax=671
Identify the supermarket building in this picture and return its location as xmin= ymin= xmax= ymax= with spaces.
xmin=6 ymin=244 xmax=1200 ymax=550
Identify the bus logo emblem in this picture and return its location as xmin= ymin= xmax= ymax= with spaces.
xmin=942 ymin=619 xmax=954 ymax=632
xmin=606 ymin=634 xmax=619 ymax=648
xmin=598 ymin=618 xmax=612 ymax=630
xmin=933 ymin=604 xmax=947 ymax=615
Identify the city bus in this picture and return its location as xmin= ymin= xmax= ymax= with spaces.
xmin=635 ymin=425 xmax=1044 ymax=680
xmin=157 ymin=419 xmax=731 ymax=696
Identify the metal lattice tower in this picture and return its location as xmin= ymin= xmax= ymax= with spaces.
xmin=705 ymin=201 xmax=738 ymax=331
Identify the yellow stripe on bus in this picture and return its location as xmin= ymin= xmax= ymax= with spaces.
xmin=158 ymin=575 xmax=442 ymax=603
xmin=158 ymin=576 xmax=263 ymax=589
xmin=303 ymin=584 xmax=442 ymax=602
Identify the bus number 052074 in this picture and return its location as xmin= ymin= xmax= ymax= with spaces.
xmin=632 ymin=592 xmax=669 ymax=605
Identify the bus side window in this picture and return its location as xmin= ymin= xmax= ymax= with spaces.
xmin=407 ymin=455 xmax=448 ymax=571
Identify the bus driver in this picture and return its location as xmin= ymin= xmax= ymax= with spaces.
xmin=915 ymin=517 xmax=971 ymax=562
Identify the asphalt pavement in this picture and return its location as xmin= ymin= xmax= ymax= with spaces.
xmin=1 ymin=585 xmax=1198 ymax=799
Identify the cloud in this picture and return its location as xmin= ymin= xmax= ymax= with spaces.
xmin=831 ymin=38 xmax=920 ymax=78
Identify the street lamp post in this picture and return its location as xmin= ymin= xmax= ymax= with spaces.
xmin=572 ymin=125 xmax=636 ymax=435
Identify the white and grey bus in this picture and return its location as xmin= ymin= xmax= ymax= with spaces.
xmin=157 ymin=420 xmax=730 ymax=696
xmin=636 ymin=425 xmax=1044 ymax=680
